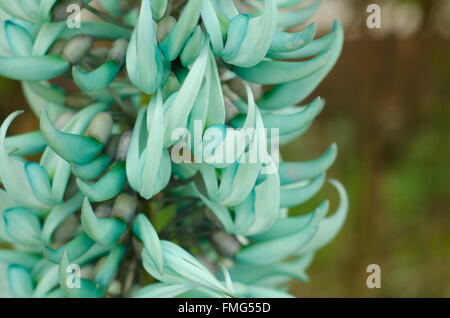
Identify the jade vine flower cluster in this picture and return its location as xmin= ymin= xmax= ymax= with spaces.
xmin=0 ymin=0 xmax=348 ymax=298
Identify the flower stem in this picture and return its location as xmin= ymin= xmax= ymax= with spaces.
xmin=84 ymin=3 xmax=134 ymax=31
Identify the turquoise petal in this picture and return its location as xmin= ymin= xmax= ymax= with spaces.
xmin=280 ymin=173 xmax=326 ymax=208
xmin=227 ymin=255 xmax=312 ymax=284
xmin=279 ymin=143 xmax=337 ymax=185
xmin=25 ymin=162 xmax=58 ymax=206
xmin=260 ymin=97 xmax=325 ymax=136
xmin=200 ymin=0 xmax=224 ymax=55
xmin=32 ymin=264 xmax=59 ymax=297
xmin=133 ymin=214 xmax=164 ymax=274
xmin=72 ymin=154 xmax=111 ymax=181
xmin=151 ymin=0 xmax=168 ymax=20
xmin=59 ymin=250 xmax=104 ymax=298
xmin=267 ymin=27 xmax=336 ymax=60
xmin=0 ymin=2 xmax=30 ymax=21
xmin=4 ymin=20 xmax=33 ymax=56
xmin=41 ymin=193 xmax=83 ymax=244
xmin=8 ymin=265 xmax=34 ymax=298
xmin=76 ymin=162 xmax=127 ymax=202
xmin=5 ymin=131 xmax=46 ymax=156
xmin=0 ymin=55 xmax=69 ymax=81
xmin=72 ymin=60 xmax=121 ymax=92
xmin=180 ymin=26 xmax=206 ymax=67
xmin=240 ymin=162 xmax=281 ymax=236
xmin=232 ymin=49 xmax=331 ymax=85
xmin=160 ymin=0 xmax=203 ymax=61
xmin=44 ymin=232 xmax=95 ymax=264
xmin=4 ymin=207 xmax=42 ymax=246
xmin=269 ymin=22 xmax=316 ymax=53
xmin=258 ymin=20 xmax=344 ymax=109
xmin=126 ymin=0 xmax=164 ymax=94
xmin=235 ymin=208 xmax=325 ymax=264
xmin=277 ymin=0 xmax=321 ymax=30
xmin=32 ymin=22 xmax=66 ymax=56
xmin=40 ymin=108 xmax=103 ymax=165
xmin=81 ymin=197 xmax=127 ymax=246
xmin=250 ymin=200 xmax=329 ymax=241
xmin=296 ymin=179 xmax=349 ymax=254
xmin=221 ymin=14 xmax=249 ymax=61
xmin=163 ymin=45 xmax=208 ymax=146
xmin=223 ymin=0 xmax=277 ymax=68
xmin=22 ymin=81 xmax=68 ymax=119
xmin=0 ymin=111 xmax=50 ymax=211
xmin=136 ymin=282 xmax=195 ymax=298
xmin=0 ymin=250 xmax=41 ymax=268
xmin=139 ymin=91 xmax=166 ymax=199
xmin=95 ymin=243 xmax=126 ymax=288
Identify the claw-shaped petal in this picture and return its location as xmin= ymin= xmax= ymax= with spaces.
xmin=76 ymin=162 xmax=127 ymax=202
xmin=40 ymin=108 xmax=103 ymax=165
xmin=81 ymin=197 xmax=127 ymax=246
xmin=72 ymin=60 xmax=121 ymax=92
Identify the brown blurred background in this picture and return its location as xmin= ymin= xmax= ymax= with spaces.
xmin=1 ymin=0 xmax=449 ymax=297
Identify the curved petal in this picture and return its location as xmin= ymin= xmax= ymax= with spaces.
xmin=76 ymin=162 xmax=127 ymax=202
xmin=81 ymin=197 xmax=127 ymax=246
xmin=72 ymin=60 xmax=121 ymax=92
xmin=40 ymin=108 xmax=103 ymax=165
xmin=0 ymin=55 xmax=69 ymax=81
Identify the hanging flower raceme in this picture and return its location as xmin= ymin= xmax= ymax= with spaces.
xmin=0 ymin=0 xmax=348 ymax=298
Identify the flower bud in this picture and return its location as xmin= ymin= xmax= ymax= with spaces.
xmin=65 ymin=94 xmax=94 ymax=109
xmin=157 ymin=16 xmax=176 ymax=43
xmin=62 ymin=35 xmax=94 ymax=65
xmin=211 ymin=232 xmax=241 ymax=258
xmin=85 ymin=112 xmax=113 ymax=145
xmin=108 ymin=39 xmax=129 ymax=67
xmin=112 ymin=193 xmax=137 ymax=223
xmin=116 ymin=130 xmax=131 ymax=161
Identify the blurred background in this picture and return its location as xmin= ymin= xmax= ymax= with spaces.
xmin=1 ymin=0 xmax=449 ymax=297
